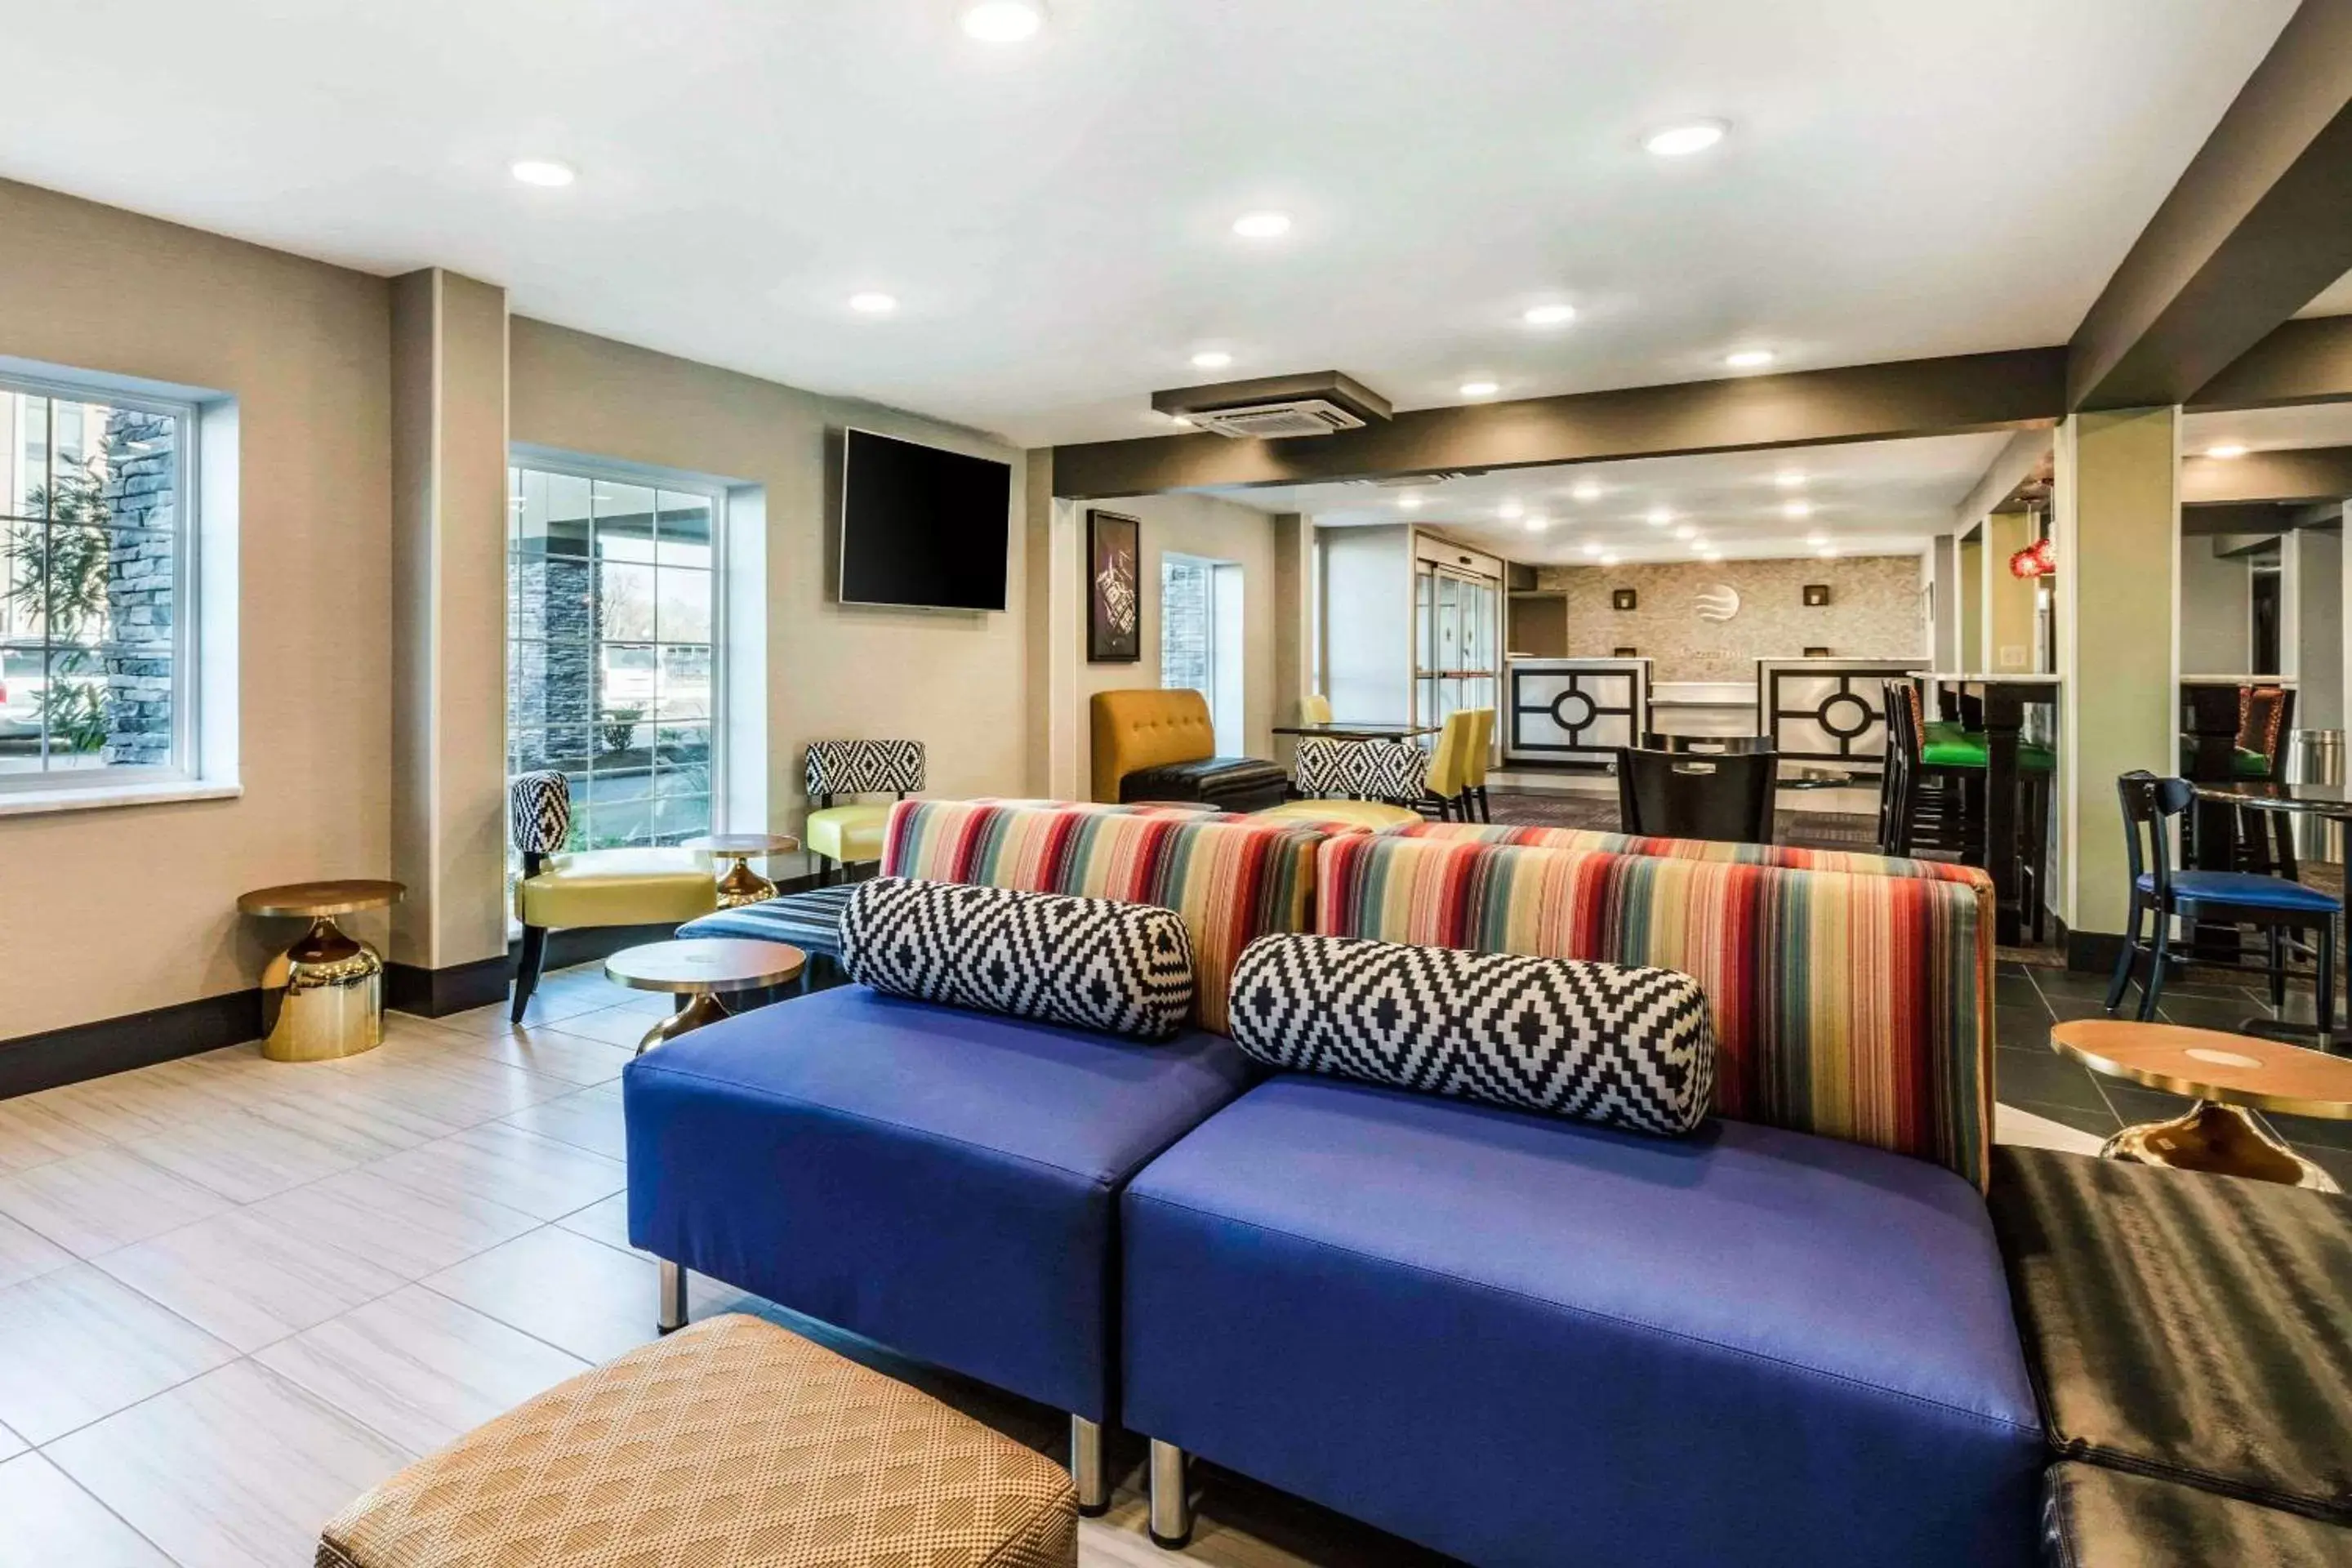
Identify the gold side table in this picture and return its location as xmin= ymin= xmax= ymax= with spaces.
xmin=604 ymin=938 xmax=806 ymax=1054
xmin=2050 ymin=1018 xmax=2352 ymax=1192
xmin=238 ymin=879 xmax=405 ymax=1062
xmin=683 ymin=832 xmax=801 ymax=909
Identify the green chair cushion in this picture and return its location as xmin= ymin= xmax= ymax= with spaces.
xmin=2173 ymin=745 xmax=2274 ymax=779
xmin=1919 ymin=729 xmax=2056 ymax=773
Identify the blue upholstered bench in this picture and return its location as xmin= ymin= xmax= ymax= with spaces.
xmin=621 ymin=983 xmax=1255 ymax=1506
xmin=1121 ymin=1077 xmax=2045 ymax=1568
xmin=677 ymin=884 xmax=855 ymax=989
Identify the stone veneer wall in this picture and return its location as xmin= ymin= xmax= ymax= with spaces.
xmin=1533 ymin=554 xmax=1926 ymax=683
xmin=100 ymin=408 xmax=176 ymax=765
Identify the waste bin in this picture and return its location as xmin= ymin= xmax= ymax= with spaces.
xmin=2287 ymin=728 xmax=2344 ymax=862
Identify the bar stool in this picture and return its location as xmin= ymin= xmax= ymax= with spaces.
xmin=1882 ymin=682 xmax=2055 ymax=938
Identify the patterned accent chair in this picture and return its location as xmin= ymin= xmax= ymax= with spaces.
xmin=804 ymin=740 xmax=925 ymax=884
xmin=1258 ymin=710 xmax=1476 ymax=830
xmin=508 ymin=772 xmax=719 ymax=1022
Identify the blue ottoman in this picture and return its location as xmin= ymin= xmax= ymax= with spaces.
xmin=623 ymin=983 xmax=1256 ymax=1499
xmin=1122 ymin=1077 xmax=2044 ymax=1568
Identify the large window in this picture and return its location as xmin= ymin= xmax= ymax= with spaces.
xmin=1161 ymin=554 xmax=1244 ymax=755
xmin=508 ymin=461 xmax=719 ymax=849
xmin=0 ymin=376 xmax=192 ymax=787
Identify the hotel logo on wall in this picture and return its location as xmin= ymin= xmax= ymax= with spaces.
xmin=1695 ymin=585 xmax=1741 ymax=622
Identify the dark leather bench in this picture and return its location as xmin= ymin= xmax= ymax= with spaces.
xmin=1117 ymin=755 xmax=1289 ymax=811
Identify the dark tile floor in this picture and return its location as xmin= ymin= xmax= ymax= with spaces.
xmin=1993 ymin=959 xmax=2352 ymax=1187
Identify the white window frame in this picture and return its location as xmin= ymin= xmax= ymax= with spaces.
xmin=0 ymin=368 xmax=201 ymax=797
xmin=505 ymin=448 xmax=729 ymax=853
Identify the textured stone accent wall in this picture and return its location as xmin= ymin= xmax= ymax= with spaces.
xmin=1160 ymin=557 xmax=1210 ymax=697
xmin=1534 ymin=554 xmax=1926 ymax=683
xmin=100 ymin=408 xmax=176 ymax=765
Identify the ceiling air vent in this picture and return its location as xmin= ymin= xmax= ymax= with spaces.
xmin=1152 ymin=371 xmax=1392 ymax=441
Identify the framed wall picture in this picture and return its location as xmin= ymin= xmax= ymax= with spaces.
xmin=1086 ymin=510 xmax=1143 ymax=662
xmin=1803 ymin=583 xmax=1832 ymax=607
xmin=1611 ymin=588 xmax=1638 ymax=612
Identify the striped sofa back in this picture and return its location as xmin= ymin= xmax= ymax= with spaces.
xmin=883 ymin=800 xmax=1326 ymax=1035
xmin=1318 ymin=833 xmax=1994 ymax=1187
xmin=1384 ymin=820 xmax=1993 ymax=886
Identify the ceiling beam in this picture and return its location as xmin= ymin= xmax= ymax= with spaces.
xmin=1049 ymin=347 xmax=2065 ymax=501
xmin=2066 ymin=0 xmax=2352 ymax=411
xmin=2181 ymin=443 xmax=2352 ymax=505
xmin=1949 ymin=428 xmax=2053 ymax=534
xmin=2188 ymin=314 xmax=2352 ymax=410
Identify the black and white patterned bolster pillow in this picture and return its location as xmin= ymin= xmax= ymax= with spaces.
xmin=840 ymin=878 xmax=1194 ymax=1041
xmin=1227 ymin=934 xmax=1717 ymax=1137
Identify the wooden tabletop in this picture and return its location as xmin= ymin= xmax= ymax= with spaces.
xmin=2051 ymin=1018 xmax=2352 ymax=1120
xmin=237 ymin=879 xmax=406 ymax=919
xmin=682 ymin=833 xmax=802 ymax=857
xmin=604 ymin=938 xmax=806 ymax=995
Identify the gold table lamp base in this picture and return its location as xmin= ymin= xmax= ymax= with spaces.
xmin=263 ymin=915 xmax=384 ymax=1062
xmin=2100 ymin=1101 xmax=2339 ymax=1193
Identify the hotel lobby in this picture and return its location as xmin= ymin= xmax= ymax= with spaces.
xmin=0 ymin=3 xmax=2349 ymax=1565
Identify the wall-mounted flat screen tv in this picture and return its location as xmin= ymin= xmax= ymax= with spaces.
xmin=839 ymin=428 xmax=1012 ymax=612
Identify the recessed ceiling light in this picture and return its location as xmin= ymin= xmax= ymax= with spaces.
xmin=1599 ymin=552 xmax=1621 ymax=567
xmin=1725 ymin=350 xmax=1775 ymax=369
xmin=2205 ymin=443 xmax=2248 ymax=460
xmin=1644 ymin=120 xmax=1728 ymax=157
xmin=510 ymin=158 xmax=575 ymax=188
xmin=1396 ymin=493 xmax=1423 ymax=510
xmin=1699 ymin=550 xmax=1723 ymax=563
xmin=1522 ymin=303 xmax=1577 ymax=327
xmin=1191 ymin=350 xmax=1234 ymax=370
xmin=1674 ymin=525 xmax=1697 ymax=541
xmin=1524 ymin=516 xmax=1548 ymax=532
xmin=1580 ymin=542 xmax=1601 ymax=559
xmin=1570 ymin=479 xmax=1603 ymax=502
xmin=848 ymin=292 xmax=898 ymax=315
xmin=1775 ymin=470 xmax=1807 ymax=489
xmin=1646 ymin=507 xmax=1673 ymax=528
xmin=1818 ymin=546 xmax=1842 ymax=559
xmin=1232 ymin=211 xmax=1293 ymax=239
xmin=1806 ymin=532 xmax=1828 ymax=547
xmin=960 ymin=0 xmax=1045 ymax=42
xmin=1459 ymin=380 xmax=1500 ymax=399
xmin=1499 ymin=499 xmax=1526 ymax=519
xmin=1783 ymin=500 xmax=1813 ymax=519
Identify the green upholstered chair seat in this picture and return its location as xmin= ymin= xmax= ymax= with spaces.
xmin=805 ymin=803 xmax=892 ymax=865
xmin=2177 ymin=743 xmax=2274 ymax=779
xmin=1253 ymin=799 xmax=1420 ymax=831
xmin=1919 ymin=728 xmax=2056 ymax=773
xmin=514 ymin=849 xmax=719 ymax=929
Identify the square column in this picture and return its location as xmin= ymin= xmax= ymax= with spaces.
xmin=2054 ymin=407 xmax=2180 ymax=956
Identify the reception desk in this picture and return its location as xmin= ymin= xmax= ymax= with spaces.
xmin=1756 ymin=658 xmax=1918 ymax=777
xmin=1503 ymin=657 xmax=1651 ymax=767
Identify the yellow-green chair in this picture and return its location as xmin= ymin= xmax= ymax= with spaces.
xmin=509 ymin=771 xmax=719 ymax=1022
xmin=1302 ymin=693 xmax=1334 ymax=726
xmin=805 ymin=740 xmax=926 ymax=884
xmin=1461 ymin=707 xmax=1496 ymax=822
xmin=1257 ymin=711 xmax=1477 ymax=829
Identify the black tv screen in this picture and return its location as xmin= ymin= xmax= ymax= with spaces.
xmin=839 ymin=429 xmax=1012 ymax=611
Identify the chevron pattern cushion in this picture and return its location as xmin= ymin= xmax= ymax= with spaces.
xmin=841 ymin=877 xmax=1195 ymax=1040
xmin=1295 ymin=736 xmax=1428 ymax=803
xmin=1228 ymin=933 xmax=1717 ymax=1136
xmin=509 ymin=770 xmax=572 ymax=856
xmin=318 ymin=1313 xmax=1077 ymax=1568
xmin=806 ymin=738 xmax=926 ymax=798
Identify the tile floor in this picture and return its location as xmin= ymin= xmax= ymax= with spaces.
xmin=0 ymin=959 xmax=2338 ymax=1566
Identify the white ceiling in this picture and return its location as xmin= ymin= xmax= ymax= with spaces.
xmin=2185 ymin=403 xmax=2352 ymax=453
xmin=0 ymin=1 xmax=2297 ymax=448
xmin=1220 ymin=433 xmax=2014 ymax=565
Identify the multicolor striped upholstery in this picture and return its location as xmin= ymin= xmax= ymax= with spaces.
xmin=1316 ymin=832 xmax=1994 ymax=1186
xmin=1385 ymin=819 xmax=1992 ymax=886
xmin=883 ymin=800 xmax=1326 ymax=1035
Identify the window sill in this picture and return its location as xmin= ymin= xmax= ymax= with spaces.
xmin=0 ymin=779 xmax=244 ymax=818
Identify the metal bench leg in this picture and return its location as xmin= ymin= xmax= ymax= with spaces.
xmin=657 ymin=1259 xmax=688 ymax=1334
xmin=1148 ymin=1439 xmax=1193 ymax=1548
xmin=1071 ymin=1415 xmax=1108 ymax=1516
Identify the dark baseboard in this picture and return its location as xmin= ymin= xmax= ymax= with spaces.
xmin=2063 ymin=920 xmax=2125 ymax=974
xmin=384 ymin=955 xmax=513 ymax=1018
xmin=0 ymin=989 xmax=265 ymax=1101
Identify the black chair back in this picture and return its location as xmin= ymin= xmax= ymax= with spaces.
xmin=1615 ymin=746 xmax=1775 ymax=844
xmin=1637 ymin=733 xmax=1776 ymax=755
xmin=2117 ymin=770 xmax=2191 ymax=898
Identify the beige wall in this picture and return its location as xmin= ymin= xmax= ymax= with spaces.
xmin=508 ymin=319 xmax=1029 ymax=870
xmin=1959 ymin=535 xmax=1984 ymax=670
xmin=0 ymin=180 xmax=393 ymax=1040
xmin=1070 ymin=492 xmax=1279 ymax=797
xmin=1985 ymin=510 xmax=2038 ymax=674
xmin=1533 ymin=555 xmax=1926 ymax=682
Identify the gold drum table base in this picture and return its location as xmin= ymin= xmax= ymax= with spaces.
xmin=636 ymin=991 xmax=734 ymax=1055
xmin=2100 ymin=1101 xmax=2338 ymax=1192
xmin=712 ymin=854 xmax=778 ymax=910
xmin=264 ymin=915 xmax=385 ymax=1062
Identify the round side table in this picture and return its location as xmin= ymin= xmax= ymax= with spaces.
xmin=682 ymin=833 xmax=802 ymax=909
xmin=2049 ymin=1018 xmax=2352 ymax=1192
xmin=237 ymin=880 xmax=405 ymax=1062
xmin=604 ymin=938 xmax=806 ymax=1054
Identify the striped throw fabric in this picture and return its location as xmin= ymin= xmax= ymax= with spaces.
xmin=882 ymin=800 xmax=1326 ymax=1035
xmin=1316 ymin=832 xmax=1994 ymax=1187
xmin=1384 ymin=820 xmax=1993 ymax=886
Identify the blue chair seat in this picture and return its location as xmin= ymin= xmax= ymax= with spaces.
xmin=1123 ymin=1077 xmax=2043 ymax=1568
xmin=2139 ymin=870 xmax=2341 ymax=914
xmin=623 ymin=984 xmax=1254 ymax=1421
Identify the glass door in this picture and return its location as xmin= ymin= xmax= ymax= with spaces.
xmin=1414 ymin=563 xmax=1502 ymax=737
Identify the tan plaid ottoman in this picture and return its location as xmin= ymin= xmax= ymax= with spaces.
xmin=318 ymin=1313 xmax=1077 ymax=1568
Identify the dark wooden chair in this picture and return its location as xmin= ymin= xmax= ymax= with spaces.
xmin=1615 ymin=745 xmax=1775 ymax=845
